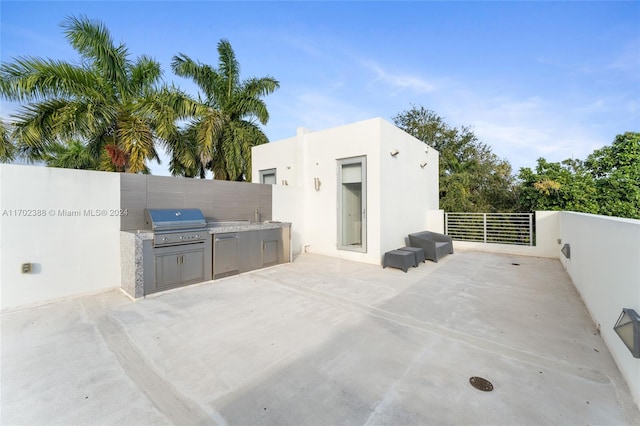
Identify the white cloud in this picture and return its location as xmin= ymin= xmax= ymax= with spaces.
xmin=362 ymin=61 xmax=437 ymax=95
xmin=432 ymin=89 xmax=612 ymax=171
xmin=467 ymin=121 xmax=604 ymax=172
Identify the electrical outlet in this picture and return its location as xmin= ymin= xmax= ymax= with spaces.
xmin=21 ymin=263 xmax=32 ymax=274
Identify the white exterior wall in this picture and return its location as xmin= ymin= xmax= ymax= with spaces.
xmin=272 ymin=185 xmax=306 ymax=256
xmin=302 ymin=119 xmax=382 ymax=264
xmin=558 ymin=212 xmax=640 ymax=407
xmin=379 ymin=120 xmax=439 ymax=258
xmin=252 ymin=135 xmax=300 ymax=187
xmin=0 ymin=164 xmax=121 ymax=311
xmin=426 ymin=210 xmax=445 ymax=234
xmin=253 ymin=135 xmax=307 ymax=257
xmin=253 ymin=117 xmax=441 ymax=265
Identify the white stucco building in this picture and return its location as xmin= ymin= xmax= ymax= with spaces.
xmin=252 ymin=117 xmax=442 ymax=265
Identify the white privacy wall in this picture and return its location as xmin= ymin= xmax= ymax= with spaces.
xmin=559 ymin=212 xmax=640 ymax=406
xmin=0 ymin=164 xmax=121 ymax=311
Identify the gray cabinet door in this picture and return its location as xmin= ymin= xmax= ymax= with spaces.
xmin=181 ymin=248 xmax=205 ymax=284
xmin=262 ymin=240 xmax=278 ymax=266
xmin=260 ymin=229 xmax=281 ymax=266
xmin=211 ymin=227 xmax=289 ymax=280
xmin=238 ymin=231 xmax=261 ymax=273
xmin=155 ymin=253 xmax=181 ymax=290
xmin=214 ymin=233 xmax=239 ymax=278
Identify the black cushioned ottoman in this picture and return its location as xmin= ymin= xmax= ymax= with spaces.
xmin=383 ymin=250 xmax=417 ymax=272
xmin=398 ymin=246 xmax=426 ymax=264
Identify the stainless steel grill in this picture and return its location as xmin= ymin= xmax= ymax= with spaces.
xmin=145 ymin=208 xmax=208 ymax=247
xmin=143 ymin=208 xmax=212 ymax=295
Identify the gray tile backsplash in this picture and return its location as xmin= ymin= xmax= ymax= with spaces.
xmin=120 ymin=174 xmax=272 ymax=230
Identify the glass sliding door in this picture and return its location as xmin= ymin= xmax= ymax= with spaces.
xmin=337 ymin=156 xmax=366 ymax=252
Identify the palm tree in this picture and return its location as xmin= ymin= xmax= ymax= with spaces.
xmin=171 ymin=39 xmax=279 ymax=181
xmin=41 ymin=139 xmax=100 ymax=170
xmin=0 ymin=119 xmax=16 ymax=162
xmin=0 ymin=15 xmax=191 ymax=172
xmin=168 ymin=126 xmax=208 ymax=178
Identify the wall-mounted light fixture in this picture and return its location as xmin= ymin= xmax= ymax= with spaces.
xmin=420 ymin=162 xmax=427 ymax=168
xmin=561 ymin=243 xmax=571 ymax=259
xmin=390 ymin=149 xmax=399 ymax=157
xmin=614 ymin=308 xmax=640 ymax=358
xmin=314 ymin=177 xmax=321 ymax=191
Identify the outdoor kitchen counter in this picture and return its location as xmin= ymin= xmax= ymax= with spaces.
xmin=122 ymin=230 xmax=154 ymax=239
xmin=207 ymin=221 xmax=291 ymax=234
xmin=120 ymin=223 xmax=291 ymax=300
xmin=120 ymin=230 xmax=154 ymax=299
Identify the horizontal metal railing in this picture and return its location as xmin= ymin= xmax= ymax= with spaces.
xmin=445 ymin=212 xmax=534 ymax=246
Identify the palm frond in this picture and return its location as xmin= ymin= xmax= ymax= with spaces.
xmin=231 ymin=120 xmax=268 ymax=181
xmin=130 ymin=55 xmax=162 ymax=94
xmin=117 ymin=114 xmax=156 ymax=173
xmin=171 ymin=53 xmax=222 ymax=102
xmin=216 ymin=39 xmax=240 ymax=99
xmin=61 ymin=15 xmax=128 ymax=90
xmin=0 ymin=57 xmax=106 ymax=102
xmin=10 ymin=100 xmax=71 ymax=150
xmin=231 ymin=95 xmax=269 ymax=124
xmin=195 ymin=110 xmax=225 ymax=166
xmin=0 ymin=120 xmax=16 ymax=162
xmin=167 ymin=126 xmax=207 ymax=177
xmin=42 ymin=139 xmax=100 ymax=170
xmin=243 ymin=76 xmax=280 ymax=97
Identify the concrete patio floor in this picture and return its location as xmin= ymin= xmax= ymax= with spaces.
xmin=1 ymin=251 xmax=638 ymax=425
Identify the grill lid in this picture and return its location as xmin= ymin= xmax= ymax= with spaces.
xmin=144 ymin=208 xmax=206 ymax=232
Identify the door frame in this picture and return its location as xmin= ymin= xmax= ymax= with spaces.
xmin=336 ymin=155 xmax=367 ymax=253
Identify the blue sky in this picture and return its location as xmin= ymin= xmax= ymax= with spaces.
xmin=1 ymin=1 xmax=638 ymax=176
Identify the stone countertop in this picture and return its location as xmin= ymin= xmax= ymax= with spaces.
xmin=121 ymin=222 xmax=291 ymax=238
xmin=121 ymin=230 xmax=154 ymax=240
xmin=207 ymin=221 xmax=291 ymax=234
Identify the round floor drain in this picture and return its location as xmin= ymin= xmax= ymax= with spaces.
xmin=469 ymin=376 xmax=493 ymax=391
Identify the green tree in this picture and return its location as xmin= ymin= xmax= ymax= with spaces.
xmin=517 ymin=133 xmax=639 ymax=219
xmin=585 ymin=132 xmax=640 ymax=219
xmin=393 ymin=105 xmax=517 ymax=212
xmin=0 ymin=119 xmax=16 ymax=162
xmin=171 ymin=39 xmax=279 ymax=181
xmin=0 ymin=15 xmax=191 ymax=173
xmin=517 ymin=158 xmax=599 ymax=213
xmin=167 ymin=131 xmax=205 ymax=178
xmin=40 ymin=139 xmax=100 ymax=170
